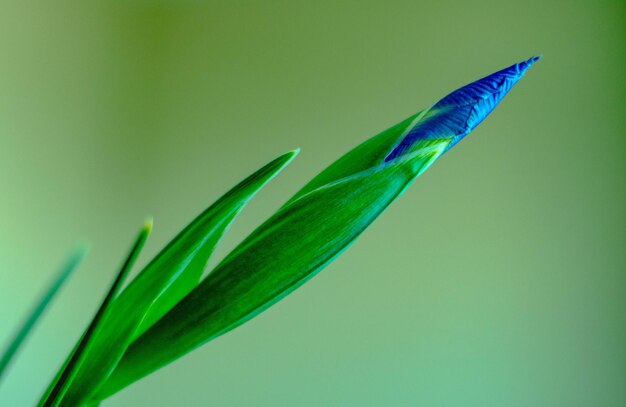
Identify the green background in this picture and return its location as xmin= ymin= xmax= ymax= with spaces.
xmin=1 ymin=1 xmax=624 ymax=405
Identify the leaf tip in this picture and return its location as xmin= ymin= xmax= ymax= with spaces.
xmin=73 ymin=243 xmax=90 ymax=263
xmin=143 ymin=217 xmax=154 ymax=235
xmin=276 ymin=148 xmax=300 ymax=168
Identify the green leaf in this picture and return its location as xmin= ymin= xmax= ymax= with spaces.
xmin=40 ymin=222 xmax=151 ymax=407
xmin=96 ymin=139 xmax=450 ymax=399
xmin=42 ymin=150 xmax=297 ymax=405
xmin=0 ymin=248 xmax=86 ymax=385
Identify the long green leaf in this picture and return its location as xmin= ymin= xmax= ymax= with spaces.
xmin=98 ymin=57 xmax=539 ymax=398
xmin=41 ymin=222 xmax=151 ymax=407
xmin=98 ymin=141 xmax=448 ymax=398
xmin=46 ymin=150 xmax=298 ymax=405
xmin=0 ymin=248 xmax=86 ymax=385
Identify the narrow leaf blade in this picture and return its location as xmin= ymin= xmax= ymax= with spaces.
xmin=0 ymin=248 xmax=86 ymax=384
xmin=40 ymin=221 xmax=151 ymax=406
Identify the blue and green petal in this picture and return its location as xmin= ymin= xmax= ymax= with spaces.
xmin=385 ymin=56 xmax=541 ymax=161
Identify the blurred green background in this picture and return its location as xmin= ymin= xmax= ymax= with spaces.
xmin=0 ymin=1 xmax=624 ymax=406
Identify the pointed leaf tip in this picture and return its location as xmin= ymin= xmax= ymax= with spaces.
xmin=286 ymin=148 xmax=300 ymax=160
xmin=271 ymin=149 xmax=299 ymax=169
xmin=143 ymin=218 xmax=153 ymax=234
xmin=75 ymin=244 xmax=90 ymax=258
xmin=271 ymin=149 xmax=299 ymax=173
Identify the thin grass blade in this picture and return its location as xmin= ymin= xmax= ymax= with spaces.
xmin=0 ymin=247 xmax=86 ymax=385
xmin=96 ymin=57 xmax=539 ymax=398
xmin=40 ymin=221 xmax=151 ymax=406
